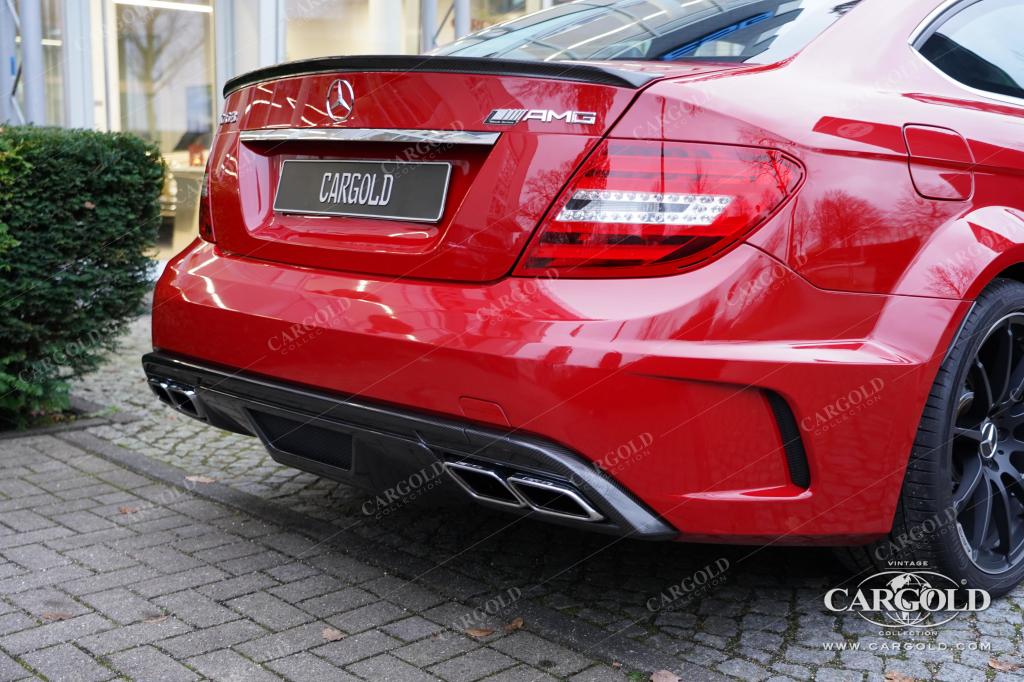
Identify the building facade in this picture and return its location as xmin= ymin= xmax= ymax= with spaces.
xmin=2 ymin=0 xmax=554 ymax=254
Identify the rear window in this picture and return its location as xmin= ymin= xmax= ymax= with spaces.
xmin=434 ymin=0 xmax=860 ymax=64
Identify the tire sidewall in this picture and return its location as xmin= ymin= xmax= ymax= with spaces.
xmin=931 ymin=281 xmax=1024 ymax=596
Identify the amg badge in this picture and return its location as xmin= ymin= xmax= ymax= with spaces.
xmin=485 ymin=109 xmax=597 ymax=125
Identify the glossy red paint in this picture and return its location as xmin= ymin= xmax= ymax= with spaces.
xmin=154 ymin=0 xmax=1024 ymax=543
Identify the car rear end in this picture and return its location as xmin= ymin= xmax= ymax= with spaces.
xmin=147 ymin=0 xmax=963 ymax=544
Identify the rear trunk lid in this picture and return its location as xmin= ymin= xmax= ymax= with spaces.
xmin=209 ymin=56 xmax=734 ymax=281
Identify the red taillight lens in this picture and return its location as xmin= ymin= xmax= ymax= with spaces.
xmin=198 ymin=169 xmax=216 ymax=243
xmin=515 ymin=140 xmax=802 ymax=278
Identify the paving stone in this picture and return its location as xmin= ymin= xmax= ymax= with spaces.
xmin=0 ymin=650 xmax=29 ymax=681
xmin=20 ymin=643 xmax=113 ymax=682
xmin=108 ymin=645 xmax=199 ymax=682
xmin=265 ymin=652 xmax=360 ymax=682
xmin=268 ymin=575 xmax=339 ymax=604
xmin=197 ymin=572 xmax=279 ymax=601
xmin=134 ymin=566 xmax=230 ymax=598
xmin=157 ymin=619 xmax=266 ymax=658
xmin=192 ymin=541 xmax=263 ymax=565
xmin=717 ymin=659 xmax=770 ymax=680
xmin=62 ymin=566 xmax=159 ymax=597
xmin=78 ymin=615 xmax=191 ymax=656
xmin=1 ymin=511 xmax=54 ymax=533
xmin=349 ymin=653 xmax=443 ymax=681
xmin=0 ymin=613 xmax=113 ymax=655
xmin=489 ymin=631 xmax=592 ymax=677
xmin=52 ymin=511 xmax=115 ymax=534
xmin=64 ymin=545 xmax=138 ymax=572
xmin=382 ymin=616 xmax=445 ymax=642
xmin=218 ymin=549 xmax=289 ymax=575
xmin=565 ymin=663 xmax=626 ymax=679
xmin=187 ymin=649 xmax=280 ymax=682
xmin=1 ymin=544 xmax=70 ymax=570
xmin=936 ymin=661 xmax=988 ymax=682
xmin=428 ymin=647 xmax=518 ymax=682
xmin=227 ymin=591 xmax=313 ymax=630
xmin=154 ymin=589 xmax=238 ymax=628
xmin=235 ymin=622 xmax=329 ymax=663
xmin=815 ymin=669 xmax=865 ymax=682
xmin=314 ymin=629 xmax=402 ymax=666
xmin=487 ymin=664 xmax=561 ymax=681
xmin=0 ymin=565 xmax=94 ymax=595
xmin=0 ymin=612 xmax=37 ymax=637
xmin=127 ymin=545 xmax=205 ymax=574
xmin=79 ymin=588 xmax=163 ymax=625
xmin=395 ymin=634 xmax=480 ymax=667
xmin=7 ymin=586 xmax=90 ymax=620
xmin=298 ymin=587 xmax=377 ymax=618
xmin=326 ymin=600 xmax=407 ymax=633
xmin=264 ymin=561 xmax=321 ymax=584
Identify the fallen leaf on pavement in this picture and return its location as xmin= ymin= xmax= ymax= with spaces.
xmin=465 ymin=627 xmax=495 ymax=639
xmin=142 ymin=615 xmax=168 ymax=624
xmin=40 ymin=612 xmax=73 ymax=622
xmin=650 ymin=670 xmax=680 ymax=682
xmin=185 ymin=475 xmax=217 ymax=484
xmin=504 ymin=617 xmax=524 ymax=632
xmin=884 ymin=673 xmax=919 ymax=682
xmin=989 ymin=659 xmax=1021 ymax=672
xmin=322 ymin=627 xmax=346 ymax=642
xmin=118 ymin=506 xmax=139 ymax=514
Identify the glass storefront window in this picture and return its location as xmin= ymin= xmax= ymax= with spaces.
xmin=108 ymin=0 xmax=215 ymax=258
xmin=285 ymin=0 xmax=421 ymax=58
xmin=114 ymin=0 xmax=214 ymax=164
xmin=12 ymin=0 xmax=64 ymax=125
xmin=41 ymin=0 xmax=65 ymax=126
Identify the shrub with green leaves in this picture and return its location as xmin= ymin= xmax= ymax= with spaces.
xmin=0 ymin=126 xmax=165 ymax=427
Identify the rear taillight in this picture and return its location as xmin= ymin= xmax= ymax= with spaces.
xmin=514 ymin=140 xmax=802 ymax=278
xmin=198 ymin=168 xmax=216 ymax=243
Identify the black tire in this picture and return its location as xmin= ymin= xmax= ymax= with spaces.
xmin=837 ymin=278 xmax=1024 ymax=597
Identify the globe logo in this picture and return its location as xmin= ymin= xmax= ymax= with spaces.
xmin=878 ymin=573 xmax=936 ymax=627
xmin=823 ymin=570 xmax=991 ymax=629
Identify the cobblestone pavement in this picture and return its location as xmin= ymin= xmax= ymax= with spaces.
xmin=62 ymin=316 xmax=1024 ymax=681
xmin=0 ymin=433 xmax=633 ymax=681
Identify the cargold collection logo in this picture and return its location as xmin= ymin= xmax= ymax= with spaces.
xmin=824 ymin=568 xmax=990 ymax=629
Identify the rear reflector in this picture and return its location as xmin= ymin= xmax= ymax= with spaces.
xmin=515 ymin=140 xmax=802 ymax=278
xmin=198 ymin=168 xmax=216 ymax=243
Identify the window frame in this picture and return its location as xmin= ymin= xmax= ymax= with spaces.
xmin=908 ymin=0 xmax=1024 ymax=107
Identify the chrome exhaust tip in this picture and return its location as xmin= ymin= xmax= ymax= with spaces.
xmin=507 ymin=475 xmax=604 ymax=522
xmin=443 ymin=461 xmax=525 ymax=508
xmin=148 ymin=379 xmax=205 ymax=420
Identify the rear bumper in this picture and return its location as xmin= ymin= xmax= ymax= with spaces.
xmin=142 ymin=350 xmax=675 ymax=539
xmin=152 ymin=239 xmax=969 ymax=544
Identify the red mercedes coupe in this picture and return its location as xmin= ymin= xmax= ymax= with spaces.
xmin=145 ymin=0 xmax=1024 ymax=594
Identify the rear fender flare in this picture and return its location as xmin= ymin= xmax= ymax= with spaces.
xmin=894 ymin=205 xmax=1024 ymax=300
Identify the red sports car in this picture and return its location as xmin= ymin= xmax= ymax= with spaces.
xmin=145 ymin=0 xmax=1024 ymax=595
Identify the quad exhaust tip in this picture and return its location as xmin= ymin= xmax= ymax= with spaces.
xmin=443 ymin=460 xmax=604 ymax=522
xmin=149 ymin=379 xmax=205 ymax=420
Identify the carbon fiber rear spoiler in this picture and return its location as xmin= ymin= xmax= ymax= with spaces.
xmin=223 ymin=54 xmax=659 ymax=97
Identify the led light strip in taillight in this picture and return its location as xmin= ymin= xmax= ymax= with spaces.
xmin=555 ymin=190 xmax=734 ymax=226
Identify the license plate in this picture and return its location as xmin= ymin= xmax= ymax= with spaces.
xmin=274 ymin=159 xmax=452 ymax=223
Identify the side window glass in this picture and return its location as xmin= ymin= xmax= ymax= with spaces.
xmin=919 ymin=0 xmax=1024 ymax=99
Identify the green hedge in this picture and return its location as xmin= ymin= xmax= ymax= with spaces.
xmin=0 ymin=126 xmax=165 ymax=427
